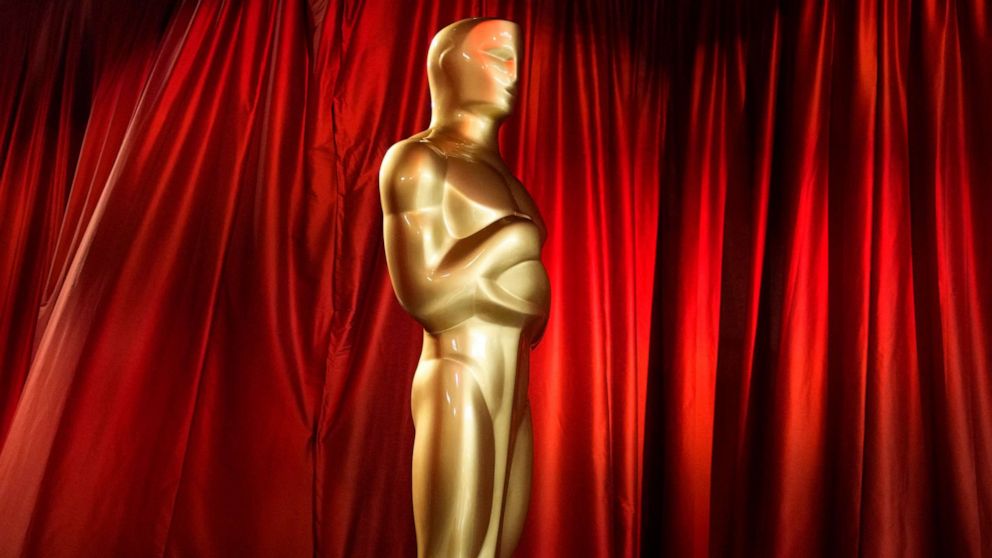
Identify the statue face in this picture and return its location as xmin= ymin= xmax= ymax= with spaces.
xmin=442 ymin=19 xmax=521 ymax=118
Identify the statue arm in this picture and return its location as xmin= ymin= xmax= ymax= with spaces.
xmin=380 ymin=142 xmax=542 ymax=331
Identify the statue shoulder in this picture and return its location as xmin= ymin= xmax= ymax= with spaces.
xmin=379 ymin=139 xmax=448 ymax=214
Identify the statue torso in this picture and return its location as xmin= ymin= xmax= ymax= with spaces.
xmin=430 ymin=141 xmax=550 ymax=326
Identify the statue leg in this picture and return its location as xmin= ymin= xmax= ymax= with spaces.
xmin=497 ymin=406 xmax=533 ymax=558
xmin=411 ymin=357 xmax=496 ymax=558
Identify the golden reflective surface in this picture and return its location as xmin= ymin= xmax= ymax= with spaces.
xmin=379 ymin=18 xmax=548 ymax=558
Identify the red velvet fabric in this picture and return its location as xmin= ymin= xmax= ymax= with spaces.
xmin=0 ymin=0 xmax=658 ymax=556
xmin=644 ymin=0 xmax=992 ymax=556
xmin=3 ymin=0 xmax=992 ymax=557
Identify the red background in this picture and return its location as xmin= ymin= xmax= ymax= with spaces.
xmin=1 ymin=0 xmax=990 ymax=556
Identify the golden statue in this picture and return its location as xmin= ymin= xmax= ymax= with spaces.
xmin=379 ymin=17 xmax=549 ymax=558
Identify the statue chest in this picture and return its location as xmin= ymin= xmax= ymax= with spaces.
xmin=441 ymin=157 xmax=531 ymax=239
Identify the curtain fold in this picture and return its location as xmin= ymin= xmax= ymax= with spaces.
xmin=0 ymin=0 xmax=656 ymax=556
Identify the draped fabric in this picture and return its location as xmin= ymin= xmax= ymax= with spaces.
xmin=1 ymin=0 xmax=991 ymax=557
xmin=642 ymin=0 xmax=992 ymax=556
xmin=0 ymin=0 xmax=658 ymax=556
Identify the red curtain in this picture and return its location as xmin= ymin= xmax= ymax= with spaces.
xmin=643 ymin=0 xmax=992 ymax=556
xmin=0 ymin=0 xmax=658 ymax=556
xmin=2 ymin=0 xmax=991 ymax=557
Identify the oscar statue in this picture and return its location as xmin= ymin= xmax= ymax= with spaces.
xmin=379 ymin=17 xmax=550 ymax=558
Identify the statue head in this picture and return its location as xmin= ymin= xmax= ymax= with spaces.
xmin=427 ymin=18 xmax=521 ymax=122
